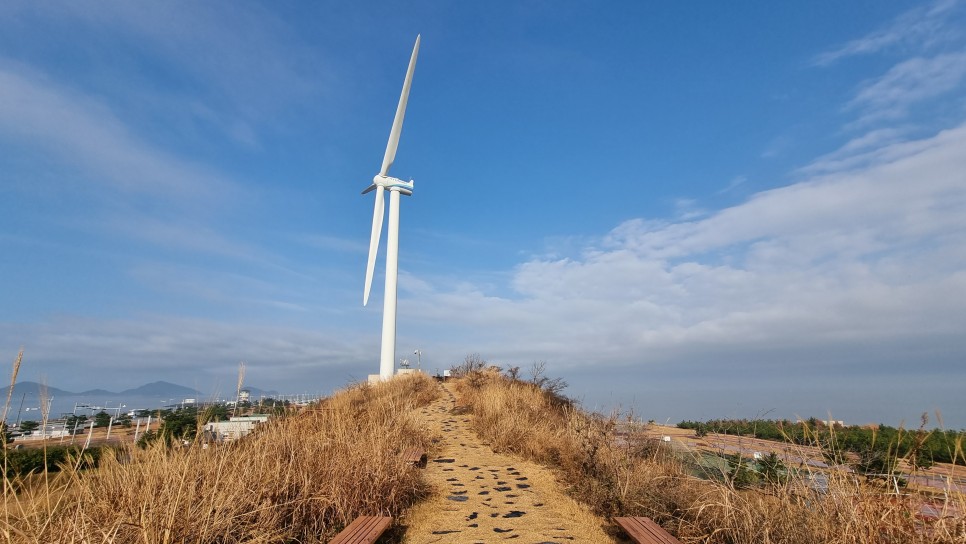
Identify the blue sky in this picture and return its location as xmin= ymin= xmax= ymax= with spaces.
xmin=2 ymin=1 xmax=965 ymax=427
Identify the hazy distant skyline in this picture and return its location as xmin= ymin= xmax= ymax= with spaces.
xmin=2 ymin=1 xmax=965 ymax=427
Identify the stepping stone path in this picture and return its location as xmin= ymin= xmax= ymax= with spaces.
xmin=403 ymin=383 xmax=613 ymax=543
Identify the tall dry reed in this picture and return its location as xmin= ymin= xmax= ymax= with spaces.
xmin=2 ymin=373 xmax=439 ymax=544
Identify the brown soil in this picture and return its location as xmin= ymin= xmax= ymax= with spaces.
xmin=12 ymin=420 xmax=156 ymax=449
xmin=402 ymin=382 xmax=614 ymax=543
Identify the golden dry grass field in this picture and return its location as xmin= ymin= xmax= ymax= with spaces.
xmin=3 ymin=367 xmax=965 ymax=543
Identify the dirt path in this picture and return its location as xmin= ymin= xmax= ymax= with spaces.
xmin=402 ymin=382 xmax=613 ymax=543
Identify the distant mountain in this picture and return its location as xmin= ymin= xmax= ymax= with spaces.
xmin=244 ymin=386 xmax=281 ymax=398
xmin=0 ymin=381 xmax=77 ymax=398
xmin=1 ymin=380 xmax=281 ymax=402
xmin=119 ymin=381 xmax=202 ymax=397
xmin=78 ymin=389 xmax=114 ymax=396
xmin=0 ymin=380 xmax=205 ymax=400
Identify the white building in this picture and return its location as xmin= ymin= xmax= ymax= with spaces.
xmin=203 ymin=415 xmax=270 ymax=442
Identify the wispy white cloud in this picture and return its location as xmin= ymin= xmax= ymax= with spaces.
xmin=760 ymin=135 xmax=791 ymax=159
xmin=128 ymin=262 xmax=310 ymax=313
xmin=801 ymin=124 xmax=946 ymax=176
xmin=0 ymin=65 xmax=234 ymax=201
xmin=672 ymin=198 xmax=706 ymax=220
xmin=717 ymin=175 xmax=747 ymax=194
xmin=86 ymin=2 xmax=323 ymax=117
xmin=2 ymin=1 xmax=326 ymax=138
xmin=102 ymin=215 xmax=261 ymax=261
xmin=812 ymin=0 xmax=962 ymax=66
xmin=846 ymin=52 xmax=966 ymax=125
xmin=400 ymin=121 xmax=966 ymax=379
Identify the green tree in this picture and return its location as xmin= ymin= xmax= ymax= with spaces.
xmin=64 ymin=415 xmax=88 ymax=434
xmin=18 ymin=420 xmax=40 ymax=434
xmin=140 ymin=406 xmax=202 ymax=446
xmin=758 ymin=452 xmax=788 ymax=485
xmin=726 ymin=453 xmax=760 ymax=489
xmin=136 ymin=430 xmax=157 ymax=449
xmin=93 ymin=411 xmax=112 ymax=428
xmin=203 ymin=404 xmax=228 ymax=422
xmin=853 ymin=448 xmax=900 ymax=481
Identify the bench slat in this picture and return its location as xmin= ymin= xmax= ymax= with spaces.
xmin=614 ymin=516 xmax=682 ymax=544
xmin=403 ymin=446 xmax=427 ymax=467
xmin=330 ymin=515 xmax=391 ymax=544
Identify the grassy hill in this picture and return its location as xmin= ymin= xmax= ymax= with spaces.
xmin=3 ymin=366 xmax=964 ymax=543
xmin=2 ymin=373 xmax=438 ymax=542
xmin=447 ymin=364 xmax=965 ymax=543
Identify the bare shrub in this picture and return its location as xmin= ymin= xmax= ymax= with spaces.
xmin=449 ymin=353 xmax=488 ymax=378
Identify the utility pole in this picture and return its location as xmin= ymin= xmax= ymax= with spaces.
xmin=15 ymin=393 xmax=25 ymax=426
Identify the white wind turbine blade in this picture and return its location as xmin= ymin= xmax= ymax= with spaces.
xmin=363 ymin=185 xmax=385 ymax=306
xmin=380 ymin=35 xmax=420 ymax=177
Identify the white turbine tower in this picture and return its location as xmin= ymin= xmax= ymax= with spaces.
xmin=362 ymin=35 xmax=420 ymax=381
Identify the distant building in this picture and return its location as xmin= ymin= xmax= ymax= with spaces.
xmin=203 ymin=415 xmax=270 ymax=442
xmin=21 ymin=426 xmax=71 ymax=440
xmin=239 ymin=389 xmax=251 ymax=403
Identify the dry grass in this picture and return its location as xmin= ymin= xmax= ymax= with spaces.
xmin=2 ymin=373 xmax=439 ymax=544
xmin=453 ymin=369 xmax=966 ymax=544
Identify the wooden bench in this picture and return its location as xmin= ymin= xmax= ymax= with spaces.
xmin=402 ymin=446 xmax=427 ymax=467
xmin=330 ymin=515 xmax=391 ymax=544
xmin=614 ymin=517 xmax=682 ymax=544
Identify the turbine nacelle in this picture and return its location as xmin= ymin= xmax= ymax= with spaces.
xmin=362 ymin=175 xmax=414 ymax=196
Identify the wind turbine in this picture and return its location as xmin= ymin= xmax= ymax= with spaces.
xmin=362 ymin=35 xmax=420 ymax=381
